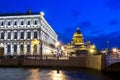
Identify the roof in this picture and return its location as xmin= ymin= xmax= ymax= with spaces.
xmin=75 ymin=27 xmax=82 ymax=34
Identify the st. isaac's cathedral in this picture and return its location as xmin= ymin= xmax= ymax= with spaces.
xmin=64 ymin=27 xmax=98 ymax=56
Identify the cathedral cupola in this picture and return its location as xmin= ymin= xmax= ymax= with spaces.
xmin=72 ymin=27 xmax=84 ymax=45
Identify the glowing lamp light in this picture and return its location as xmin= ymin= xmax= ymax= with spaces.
xmin=89 ymin=49 xmax=95 ymax=54
xmin=61 ymin=46 xmax=64 ymax=51
xmin=55 ymin=41 xmax=60 ymax=47
xmin=31 ymin=40 xmax=39 ymax=45
xmin=40 ymin=11 xmax=44 ymax=16
xmin=112 ymin=48 xmax=118 ymax=54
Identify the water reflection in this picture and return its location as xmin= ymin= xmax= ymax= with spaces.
xmin=27 ymin=69 xmax=40 ymax=80
xmin=0 ymin=68 xmax=119 ymax=80
xmin=50 ymin=70 xmax=66 ymax=80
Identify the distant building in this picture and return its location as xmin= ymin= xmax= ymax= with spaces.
xmin=64 ymin=28 xmax=97 ymax=56
xmin=0 ymin=11 xmax=58 ymax=56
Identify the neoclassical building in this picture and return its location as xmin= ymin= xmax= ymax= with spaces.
xmin=0 ymin=11 xmax=58 ymax=56
xmin=64 ymin=28 xmax=97 ymax=56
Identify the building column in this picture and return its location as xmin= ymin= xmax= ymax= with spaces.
xmin=4 ymin=31 xmax=7 ymax=40
xmin=11 ymin=31 xmax=14 ymax=40
xmin=24 ymin=31 xmax=27 ymax=40
xmin=4 ymin=44 xmax=7 ymax=55
xmin=11 ymin=44 xmax=13 ymax=55
xmin=17 ymin=44 xmax=20 ymax=55
xmin=18 ymin=31 xmax=20 ymax=40
xmin=31 ymin=31 xmax=33 ymax=39
xmin=31 ymin=44 xmax=33 ymax=55
xmin=24 ymin=44 xmax=27 ymax=55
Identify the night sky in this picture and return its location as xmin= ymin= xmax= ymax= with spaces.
xmin=0 ymin=0 xmax=120 ymax=49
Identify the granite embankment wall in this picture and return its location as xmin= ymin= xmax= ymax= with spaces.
xmin=23 ymin=55 xmax=104 ymax=71
xmin=0 ymin=55 xmax=104 ymax=71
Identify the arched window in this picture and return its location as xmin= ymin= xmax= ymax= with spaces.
xmin=21 ymin=21 xmax=24 ymax=25
xmin=14 ymin=32 xmax=17 ymax=39
xmin=7 ymin=45 xmax=11 ymax=53
xmin=20 ymin=32 xmax=24 ymax=39
xmin=27 ymin=32 xmax=31 ymax=39
xmin=28 ymin=21 xmax=30 ymax=25
xmin=14 ymin=45 xmax=17 ymax=53
xmin=34 ymin=31 xmax=38 ymax=39
xmin=8 ymin=21 xmax=10 ymax=26
xmin=27 ymin=45 xmax=30 ymax=53
xmin=1 ymin=22 xmax=4 ymax=26
xmin=14 ymin=21 xmax=17 ymax=25
xmin=1 ymin=32 xmax=4 ymax=39
xmin=34 ymin=20 xmax=37 ymax=25
xmin=8 ymin=32 xmax=11 ymax=39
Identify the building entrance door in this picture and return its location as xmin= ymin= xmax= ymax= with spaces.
xmin=0 ymin=47 xmax=4 ymax=55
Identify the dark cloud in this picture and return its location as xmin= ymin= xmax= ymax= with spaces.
xmin=105 ymin=0 xmax=120 ymax=10
xmin=109 ymin=20 xmax=118 ymax=26
xmin=71 ymin=10 xmax=81 ymax=17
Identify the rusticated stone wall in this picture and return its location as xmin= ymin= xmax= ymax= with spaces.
xmin=23 ymin=55 xmax=103 ymax=71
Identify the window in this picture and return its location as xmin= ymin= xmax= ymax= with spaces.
xmin=1 ymin=32 xmax=4 ymax=39
xmin=27 ymin=32 xmax=31 ymax=39
xmin=33 ymin=45 xmax=37 ymax=53
xmin=27 ymin=45 xmax=30 ymax=53
xmin=1 ymin=22 xmax=3 ymax=26
xmin=34 ymin=31 xmax=38 ymax=39
xmin=34 ymin=20 xmax=37 ymax=25
xmin=14 ymin=45 xmax=17 ymax=53
xmin=7 ymin=45 xmax=11 ymax=53
xmin=21 ymin=21 xmax=24 ymax=25
xmin=8 ymin=32 xmax=11 ymax=39
xmin=20 ymin=32 xmax=24 ymax=39
xmin=14 ymin=21 xmax=17 ymax=25
xmin=8 ymin=21 xmax=10 ymax=26
xmin=28 ymin=21 xmax=30 ymax=25
xmin=20 ymin=45 xmax=24 ymax=53
xmin=14 ymin=32 xmax=17 ymax=39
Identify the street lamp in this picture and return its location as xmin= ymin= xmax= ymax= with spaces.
xmin=112 ymin=48 xmax=118 ymax=54
xmin=89 ymin=49 xmax=95 ymax=54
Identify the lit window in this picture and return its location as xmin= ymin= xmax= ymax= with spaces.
xmin=14 ymin=32 xmax=17 ymax=39
xmin=27 ymin=32 xmax=31 ymax=39
xmin=34 ymin=31 xmax=38 ymax=39
xmin=14 ymin=45 xmax=17 ymax=53
xmin=34 ymin=20 xmax=37 ymax=25
xmin=33 ymin=45 xmax=37 ymax=53
xmin=27 ymin=45 xmax=30 ymax=53
xmin=1 ymin=32 xmax=4 ymax=39
xmin=8 ymin=32 xmax=11 ymax=39
xmin=20 ymin=32 xmax=24 ymax=39
xmin=28 ymin=21 xmax=30 ymax=25
xmin=7 ymin=45 xmax=11 ymax=53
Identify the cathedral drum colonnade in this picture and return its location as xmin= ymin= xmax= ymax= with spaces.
xmin=0 ymin=11 xmax=58 ymax=56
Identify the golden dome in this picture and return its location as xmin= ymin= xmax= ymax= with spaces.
xmin=72 ymin=27 xmax=84 ymax=45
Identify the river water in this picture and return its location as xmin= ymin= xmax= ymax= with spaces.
xmin=0 ymin=68 xmax=119 ymax=80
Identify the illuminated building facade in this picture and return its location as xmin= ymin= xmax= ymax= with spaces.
xmin=64 ymin=27 xmax=97 ymax=56
xmin=0 ymin=11 xmax=58 ymax=56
